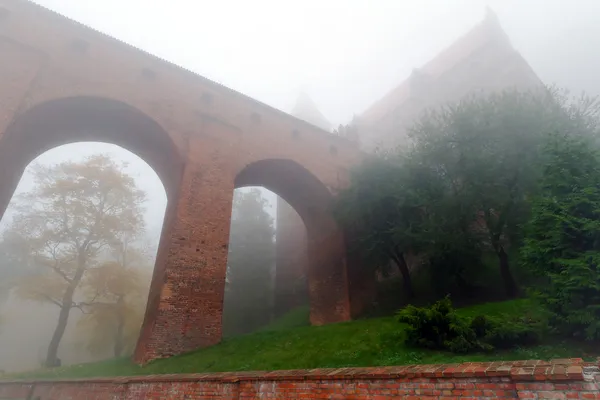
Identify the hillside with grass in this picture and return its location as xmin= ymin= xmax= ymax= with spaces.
xmin=4 ymin=90 xmax=600 ymax=380
xmin=8 ymin=299 xmax=599 ymax=380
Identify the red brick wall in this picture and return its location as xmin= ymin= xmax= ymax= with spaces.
xmin=1 ymin=359 xmax=598 ymax=399
xmin=0 ymin=0 xmax=363 ymax=364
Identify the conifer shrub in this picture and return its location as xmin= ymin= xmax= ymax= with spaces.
xmin=397 ymin=296 xmax=541 ymax=353
xmin=521 ymin=133 xmax=600 ymax=340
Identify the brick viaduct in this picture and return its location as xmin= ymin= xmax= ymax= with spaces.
xmin=0 ymin=0 xmax=366 ymax=364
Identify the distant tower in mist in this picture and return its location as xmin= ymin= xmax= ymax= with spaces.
xmin=290 ymin=92 xmax=332 ymax=132
xmin=273 ymin=92 xmax=332 ymax=317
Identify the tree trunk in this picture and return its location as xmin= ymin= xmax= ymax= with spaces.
xmin=45 ymin=286 xmax=75 ymax=367
xmin=113 ymin=295 xmax=125 ymax=358
xmin=391 ymin=252 xmax=414 ymax=299
xmin=45 ymin=251 xmax=87 ymax=367
xmin=498 ymin=246 xmax=518 ymax=298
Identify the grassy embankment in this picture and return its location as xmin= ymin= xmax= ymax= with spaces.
xmin=8 ymin=299 xmax=598 ymax=380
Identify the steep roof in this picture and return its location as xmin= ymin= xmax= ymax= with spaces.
xmin=290 ymin=92 xmax=332 ymax=132
xmin=358 ymin=8 xmax=542 ymax=149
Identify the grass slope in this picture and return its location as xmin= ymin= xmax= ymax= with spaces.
xmin=9 ymin=299 xmax=598 ymax=380
xmin=256 ymin=306 xmax=310 ymax=333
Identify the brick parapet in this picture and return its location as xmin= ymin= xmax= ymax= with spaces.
xmin=1 ymin=359 xmax=598 ymax=399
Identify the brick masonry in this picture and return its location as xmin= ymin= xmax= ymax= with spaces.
xmin=0 ymin=0 xmax=365 ymax=365
xmin=0 ymin=359 xmax=598 ymax=399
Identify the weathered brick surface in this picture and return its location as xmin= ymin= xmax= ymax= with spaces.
xmin=1 ymin=359 xmax=598 ymax=399
xmin=0 ymin=0 xmax=364 ymax=364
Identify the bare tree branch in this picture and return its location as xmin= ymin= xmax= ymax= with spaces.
xmin=39 ymin=293 xmax=63 ymax=308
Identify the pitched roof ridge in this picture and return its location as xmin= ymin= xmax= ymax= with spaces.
xmin=361 ymin=9 xmax=511 ymax=122
xmin=291 ymin=91 xmax=332 ymax=132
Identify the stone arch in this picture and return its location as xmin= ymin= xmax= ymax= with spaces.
xmin=234 ymin=159 xmax=351 ymax=325
xmin=0 ymin=96 xmax=183 ymax=207
xmin=0 ymin=96 xmax=184 ymax=363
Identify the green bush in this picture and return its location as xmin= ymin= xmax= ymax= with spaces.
xmin=484 ymin=316 xmax=542 ymax=349
xmin=397 ymin=297 xmax=541 ymax=354
xmin=397 ymin=296 xmax=488 ymax=353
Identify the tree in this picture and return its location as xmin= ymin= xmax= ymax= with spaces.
xmin=335 ymin=88 xmax=600 ymax=304
xmin=9 ymin=155 xmax=146 ymax=366
xmin=334 ymin=155 xmax=432 ymax=299
xmin=419 ymin=192 xmax=485 ymax=298
xmin=0 ymin=232 xmax=40 ymax=339
xmin=408 ymin=88 xmax=599 ymax=297
xmin=0 ymin=231 xmax=39 ymax=305
xmin=223 ymin=188 xmax=275 ymax=336
xmin=76 ymin=234 xmax=152 ymax=358
xmin=521 ymin=132 xmax=600 ymax=340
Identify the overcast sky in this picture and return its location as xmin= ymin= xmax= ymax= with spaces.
xmin=3 ymin=0 xmax=600 ymax=237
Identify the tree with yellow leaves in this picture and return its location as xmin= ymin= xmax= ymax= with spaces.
xmin=76 ymin=234 xmax=152 ymax=358
xmin=8 ymin=155 xmax=146 ymax=367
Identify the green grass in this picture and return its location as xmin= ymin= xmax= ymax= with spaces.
xmin=7 ymin=299 xmax=598 ymax=380
xmin=256 ymin=306 xmax=310 ymax=332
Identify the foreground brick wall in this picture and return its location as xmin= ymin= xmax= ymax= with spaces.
xmin=1 ymin=359 xmax=598 ymax=399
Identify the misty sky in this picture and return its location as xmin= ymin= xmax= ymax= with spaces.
xmin=4 ymin=0 xmax=600 ymax=236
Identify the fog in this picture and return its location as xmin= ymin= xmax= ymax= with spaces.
xmin=2 ymin=0 xmax=600 ymax=372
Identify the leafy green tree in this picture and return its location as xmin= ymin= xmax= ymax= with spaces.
xmin=408 ymin=88 xmax=599 ymax=297
xmin=521 ymin=132 xmax=600 ymax=340
xmin=423 ymin=212 xmax=485 ymax=298
xmin=335 ymin=155 xmax=432 ymax=299
xmin=337 ymin=88 xmax=600 ymax=303
xmin=223 ymin=188 xmax=275 ymax=336
xmin=8 ymin=155 xmax=146 ymax=366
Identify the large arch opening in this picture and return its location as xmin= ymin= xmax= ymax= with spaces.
xmin=0 ymin=97 xmax=183 ymax=209
xmin=221 ymin=186 xmax=280 ymax=337
xmin=222 ymin=185 xmax=315 ymax=337
xmin=0 ymin=142 xmax=167 ymax=372
xmin=230 ymin=159 xmax=351 ymax=328
xmin=273 ymin=197 xmax=310 ymax=319
xmin=0 ymin=97 xmax=182 ymax=371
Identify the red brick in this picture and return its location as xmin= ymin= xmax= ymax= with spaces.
xmin=536 ymin=392 xmax=567 ymax=398
xmin=1 ymin=359 xmax=598 ymax=399
xmin=0 ymin=12 xmax=597 ymax=400
xmin=0 ymin=0 xmax=363 ymax=365
xmin=580 ymin=393 xmax=600 ymax=399
xmin=518 ymin=392 xmax=537 ymax=398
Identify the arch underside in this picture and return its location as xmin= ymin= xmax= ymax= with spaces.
xmin=0 ymin=97 xmax=183 ymax=202
xmin=235 ymin=160 xmax=331 ymax=232
xmin=235 ymin=159 xmax=351 ymax=325
xmin=0 ymin=96 xmax=184 ymax=364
